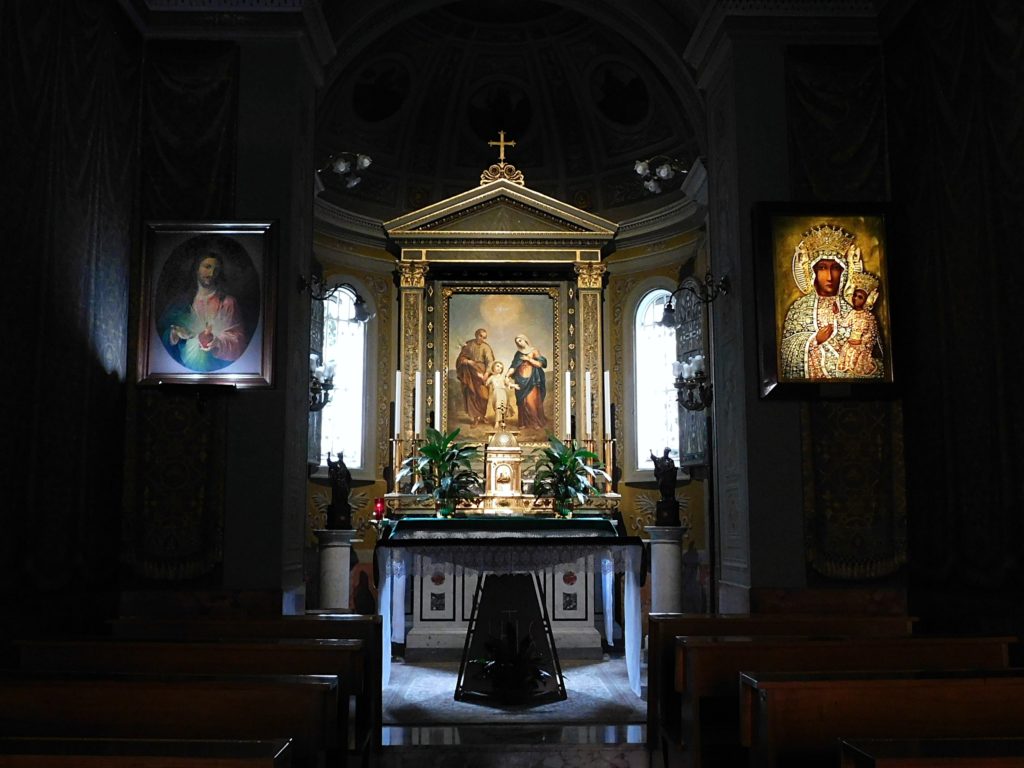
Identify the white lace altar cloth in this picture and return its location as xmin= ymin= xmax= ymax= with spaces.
xmin=375 ymin=527 xmax=645 ymax=698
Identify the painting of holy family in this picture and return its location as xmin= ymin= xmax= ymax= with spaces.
xmin=443 ymin=286 xmax=562 ymax=445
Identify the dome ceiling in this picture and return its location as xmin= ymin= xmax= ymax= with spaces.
xmin=315 ymin=0 xmax=702 ymax=228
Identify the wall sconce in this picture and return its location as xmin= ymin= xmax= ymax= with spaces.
xmin=634 ymin=155 xmax=688 ymax=194
xmin=673 ymin=354 xmax=712 ymax=412
xmin=316 ymin=151 xmax=372 ymax=191
xmin=309 ymin=354 xmax=336 ymax=412
xmin=659 ymin=272 xmax=729 ymax=327
xmin=297 ymin=277 xmax=373 ymax=322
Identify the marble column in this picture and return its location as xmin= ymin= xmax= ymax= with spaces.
xmin=315 ymin=529 xmax=360 ymax=611
xmin=645 ymin=525 xmax=687 ymax=613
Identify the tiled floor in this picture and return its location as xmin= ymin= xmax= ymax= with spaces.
xmin=379 ymin=655 xmax=649 ymax=767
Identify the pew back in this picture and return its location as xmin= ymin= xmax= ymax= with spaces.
xmin=670 ymin=635 xmax=1014 ymax=768
xmin=0 ymin=737 xmax=292 ymax=768
xmin=741 ymin=669 xmax=1024 ymax=768
xmin=0 ymin=672 xmax=336 ymax=768
xmin=108 ymin=613 xmax=382 ymax=754
xmin=646 ymin=612 xmax=915 ymax=751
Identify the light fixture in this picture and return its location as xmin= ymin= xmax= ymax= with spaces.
xmin=297 ymin=277 xmax=374 ymax=322
xmin=309 ymin=354 xmax=336 ymax=412
xmin=673 ymin=355 xmax=712 ymax=412
xmin=315 ymin=151 xmax=372 ymax=192
xmin=658 ymin=272 xmax=730 ymax=327
xmin=634 ymin=155 xmax=688 ymax=194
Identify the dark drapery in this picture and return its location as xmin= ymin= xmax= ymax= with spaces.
xmin=786 ymin=45 xmax=907 ymax=582
xmin=886 ymin=0 xmax=1024 ymax=631
xmin=0 ymin=0 xmax=141 ymax=614
xmin=122 ymin=40 xmax=239 ymax=581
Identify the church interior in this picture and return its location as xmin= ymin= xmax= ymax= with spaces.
xmin=3 ymin=0 xmax=1024 ymax=765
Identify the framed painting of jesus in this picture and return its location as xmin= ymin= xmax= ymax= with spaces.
xmin=755 ymin=203 xmax=895 ymax=398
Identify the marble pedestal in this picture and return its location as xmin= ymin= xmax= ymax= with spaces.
xmin=645 ymin=525 xmax=687 ymax=614
xmin=315 ymin=529 xmax=360 ymax=610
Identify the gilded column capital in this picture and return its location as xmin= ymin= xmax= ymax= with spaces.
xmin=574 ymin=262 xmax=606 ymax=290
xmin=399 ymin=262 xmax=429 ymax=288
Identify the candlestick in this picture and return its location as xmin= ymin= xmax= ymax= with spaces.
xmin=414 ymin=370 xmax=423 ymax=436
xmin=584 ymin=370 xmax=592 ymax=437
xmin=603 ymin=370 xmax=612 ymax=435
xmin=433 ymin=370 xmax=441 ymax=431
xmin=564 ymin=371 xmax=571 ymax=440
xmin=395 ymin=371 xmax=403 ymax=438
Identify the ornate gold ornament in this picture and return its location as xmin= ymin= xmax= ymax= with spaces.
xmin=574 ymin=262 xmax=606 ymax=290
xmin=399 ymin=261 xmax=429 ymax=288
xmin=480 ymin=130 xmax=525 ymax=186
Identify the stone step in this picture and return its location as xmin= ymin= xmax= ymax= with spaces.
xmin=381 ymin=723 xmax=647 ymax=767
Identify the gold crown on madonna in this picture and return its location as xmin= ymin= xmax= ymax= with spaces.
xmin=800 ymin=223 xmax=856 ymax=261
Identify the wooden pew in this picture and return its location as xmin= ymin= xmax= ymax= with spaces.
xmin=0 ymin=737 xmax=292 ymax=767
xmin=740 ymin=668 xmax=1024 ymax=768
xmin=0 ymin=671 xmax=337 ymax=768
xmin=646 ymin=612 xmax=915 ymax=753
xmin=15 ymin=638 xmax=362 ymax=762
xmin=670 ymin=634 xmax=1015 ymax=768
xmin=109 ymin=613 xmax=382 ymax=759
xmin=840 ymin=737 xmax=1024 ymax=767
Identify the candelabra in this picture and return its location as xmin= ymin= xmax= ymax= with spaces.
xmin=309 ymin=355 xmax=335 ymax=412
xmin=634 ymin=155 xmax=688 ymax=194
xmin=673 ymin=356 xmax=712 ymax=412
xmin=315 ymin=151 xmax=372 ymax=191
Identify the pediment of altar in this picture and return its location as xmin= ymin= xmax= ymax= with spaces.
xmin=384 ymin=178 xmax=617 ymax=255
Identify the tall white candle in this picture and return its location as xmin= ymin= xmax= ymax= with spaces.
xmin=584 ymin=370 xmax=593 ymax=437
xmin=603 ymin=370 xmax=612 ymax=434
xmin=564 ymin=371 xmax=572 ymax=439
xmin=433 ymin=370 xmax=441 ymax=431
xmin=414 ymin=371 xmax=423 ymax=436
xmin=394 ymin=370 xmax=402 ymax=438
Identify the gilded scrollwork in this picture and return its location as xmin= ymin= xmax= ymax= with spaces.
xmin=399 ymin=261 xmax=428 ymax=288
xmin=574 ymin=262 xmax=606 ymax=290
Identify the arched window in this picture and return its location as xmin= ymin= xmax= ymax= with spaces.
xmin=632 ymin=288 xmax=680 ymax=470
xmin=320 ymin=285 xmax=367 ymax=469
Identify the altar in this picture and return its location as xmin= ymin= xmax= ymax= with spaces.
xmin=375 ymin=515 xmax=645 ymax=698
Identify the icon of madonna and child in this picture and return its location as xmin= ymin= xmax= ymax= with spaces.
xmin=448 ymin=292 xmax=557 ymax=443
xmin=777 ymin=220 xmax=892 ymax=384
xmin=153 ymin=234 xmax=261 ymax=374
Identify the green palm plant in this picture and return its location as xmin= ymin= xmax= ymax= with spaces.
xmin=397 ymin=427 xmax=481 ymax=517
xmin=529 ymin=436 xmax=611 ymax=517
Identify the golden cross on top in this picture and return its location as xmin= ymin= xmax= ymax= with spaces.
xmin=488 ymin=130 xmax=516 ymax=163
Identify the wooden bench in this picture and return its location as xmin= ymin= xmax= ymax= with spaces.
xmin=0 ymin=737 xmax=293 ymax=767
xmin=109 ymin=613 xmax=382 ymax=759
xmin=840 ymin=737 xmax=1024 ymax=767
xmin=646 ymin=612 xmax=915 ymax=753
xmin=740 ymin=669 xmax=1024 ymax=768
xmin=0 ymin=671 xmax=337 ymax=768
xmin=670 ymin=634 xmax=1015 ymax=768
xmin=16 ymin=638 xmax=363 ymax=760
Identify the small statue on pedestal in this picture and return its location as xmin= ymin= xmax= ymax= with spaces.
xmin=650 ymin=447 xmax=680 ymax=526
xmin=326 ymin=452 xmax=353 ymax=530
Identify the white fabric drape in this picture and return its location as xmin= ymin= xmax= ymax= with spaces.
xmin=376 ymin=538 xmax=644 ymax=697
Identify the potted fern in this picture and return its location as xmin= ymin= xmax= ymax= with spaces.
xmin=397 ymin=427 xmax=481 ymax=517
xmin=529 ymin=436 xmax=611 ymax=517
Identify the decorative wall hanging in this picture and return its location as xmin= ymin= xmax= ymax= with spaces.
xmin=137 ymin=221 xmax=276 ymax=387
